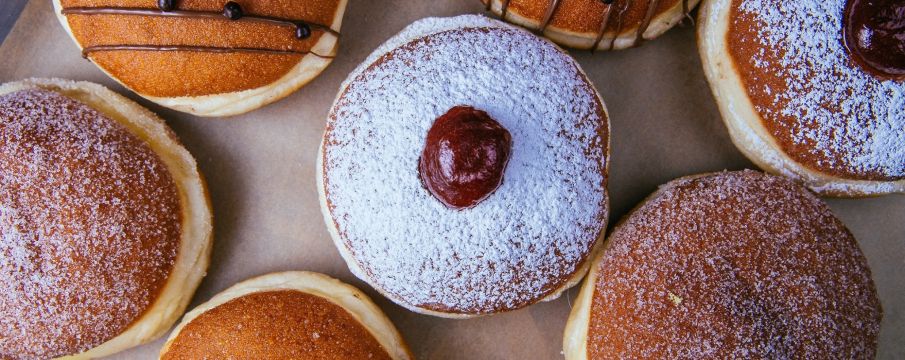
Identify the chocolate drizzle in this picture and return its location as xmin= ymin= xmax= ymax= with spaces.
xmin=681 ymin=0 xmax=694 ymax=25
xmin=77 ymin=45 xmax=334 ymax=59
xmin=61 ymin=2 xmax=339 ymax=59
xmin=486 ymin=0 xmax=695 ymax=51
xmin=487 ymin=0 xmax=513 ymax=18
xmin=591 ymin=1 xmax=616 ymax=52
xmin=607 ymin=0 xmax=632 ymax=50
xmin=540 ymin=0 xmax=563 ymax=32
xmin=636 ymin=0 xmax=662 ymax=44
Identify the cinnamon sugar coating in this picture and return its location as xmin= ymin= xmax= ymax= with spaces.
xmin=0 ymin=89 xmax=181 ymax=359
xmin=587 ymin=171 xmax=881 ymax=358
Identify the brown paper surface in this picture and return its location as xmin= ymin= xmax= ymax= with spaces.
xmin=1 ymin=1 xmax=902 ymax=359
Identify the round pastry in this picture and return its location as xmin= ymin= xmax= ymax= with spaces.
xmin=159 ymin=271 xmax=412 ymax=359
xmin=0 ymin=79 xmax=212 ymax=359
xmin=54 ymin=0 xmax=348 ymax=117
xmin=699 ymin=0 xmax=905 ymax=197
xmin=481 ymin=0 xmax=700 ymax=51
xmin=319 ymin=15 xmax=610 ymax=317
xmin=563 ymin=170 xmax=882 ymax=359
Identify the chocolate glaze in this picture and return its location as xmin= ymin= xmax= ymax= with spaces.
xmin=418 ymin=106 xmax=512 ymax=210
xmin=487 ymin=0 xmax=694 ymax=51
xmin=843 ymin=0 xmax=905 ymax=80
xmin=222 ymin=1 xmax=243 ymax=20
xmin=62 ymin=3 xmax=339 ymax=58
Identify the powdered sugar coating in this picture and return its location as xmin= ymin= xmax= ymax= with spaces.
xmin=0 ymin=89 xmax=181 ymax=359
xmin=587 ymin=170 xmax=881 ymax=358
xmin=322 ymin=16 xmax=608 ymax=315
xmin=731 ymin=0 xmax=905 ymax=181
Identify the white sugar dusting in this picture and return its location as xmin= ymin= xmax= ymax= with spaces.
xmin=323 ymin=16 xmax=608 ymax=313
xmin=588 ymin=171 xmax=881 ymax=358
xmin=736 ymin=0 xmax=904 ymax=179
xmin=0 ymin=89 xmax=180 ymax=358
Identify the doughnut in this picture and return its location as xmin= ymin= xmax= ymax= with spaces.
xmin=54 ymin=0 xmax=348 ymax=116
xmin=564 ymin=170 xmax=882 ymax=358
xmin=319 ymin=15 xmax=610 ymax=317
xmin=699 ymin=0 xmax=905 ymax=197
xmin=159 ymin=272 xmax=412 ymax=359
xmin=481 ymin=0 xmax=700 ymax=51
xmin=0 ymin=79 xmax=212 ymax=359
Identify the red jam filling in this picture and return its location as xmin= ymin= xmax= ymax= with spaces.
xmin=843 ymin=0 xmax=905 ymax=80
xmin=418 ymin=106 xmax=512 ymax=210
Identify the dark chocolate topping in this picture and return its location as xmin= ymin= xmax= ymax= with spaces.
xmin=843 ymin=0 xmax=905 ymax=80
xmin=418 ymin=106 xmax=512 ymax=210
xmin=222 ymin=1 xmax=243 ymax=20
xmin=158 ymin=0 xmax=175 ymax=12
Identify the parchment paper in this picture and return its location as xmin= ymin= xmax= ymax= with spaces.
xmin=1 ymin=1 xmax=902 ymax=359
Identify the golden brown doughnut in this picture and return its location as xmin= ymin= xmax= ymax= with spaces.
xmin=159 ymin=272 xmax=412 ymax=359
xmin=564 ymin=170 xmax=881 ymax=358
xmin=0 ymin=78 xmax=212 ymax=359
xmin=54 ymin=0 xmax=348 ymax=116
xmin=481 ymin=0 xmax=700 ymax=50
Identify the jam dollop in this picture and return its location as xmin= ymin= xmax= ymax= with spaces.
xmin=419 ymin=106 xmax=512 ymax=210
xmin=843 ymin=0 xmax=905 ymax=80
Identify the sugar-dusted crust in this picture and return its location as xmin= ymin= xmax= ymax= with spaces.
xmin=319 ymin=15 xmax=610 ymax=318
xmin=698 ymin=0 xmax=905 ymax=197
xmin=564 ymin=170 xmax=882 ymax=358
xmin=159 ymin=271 xmax=412 ymax=360
xmin=0 ymin=78 xmax=212 ymax=359
xmin=53 ymin=0 xmax=348 ymax=117
xmin=483 ymin=0 xmax=700 ymax=50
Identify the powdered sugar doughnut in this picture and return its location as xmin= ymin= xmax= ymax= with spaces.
xmin=0 ymin=79 xmax=212 ymax=359
xmin=699 ymin=0 xmax=905 ymax=197
xmin=564 ymin=170 xmax=881 ymax=359
xmin=318 ymin=15 xmax=610 ymax=317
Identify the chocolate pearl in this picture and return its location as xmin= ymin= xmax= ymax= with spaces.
xmin=157 ymin=0 xmax=175 ymax=11
xmin=222 ymin=1 xmax=243 ymax=20
xmin=295 ymin=23 xmax=312 ymax=39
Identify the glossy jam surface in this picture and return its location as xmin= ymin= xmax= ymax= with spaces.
xmin=419 ymin=106 xmax=512 ymax=209
xmin=843 ymin=0 xmax=905 ymax=80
